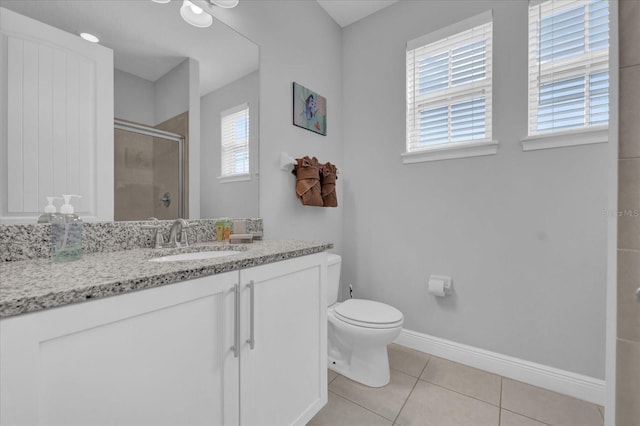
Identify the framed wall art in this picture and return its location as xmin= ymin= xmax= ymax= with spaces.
xmin=292 ymin=82 xmax=327 ymax=136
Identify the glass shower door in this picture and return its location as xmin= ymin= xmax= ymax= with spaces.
xmin=114 ymin=121 xmax=184 ymax=221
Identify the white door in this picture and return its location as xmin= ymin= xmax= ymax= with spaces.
xmin=0 ymin=7 xmax=114 ymax=223
xmin=239 ymin=253 xmax=327 ymax=426
xmin=0 ymin=272 xmax=239 ymax=426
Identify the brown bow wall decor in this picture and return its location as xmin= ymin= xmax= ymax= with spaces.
xmin=292 ymin=156 xmax=338 ymax=207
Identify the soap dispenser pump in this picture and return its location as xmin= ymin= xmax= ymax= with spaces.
xmin=60 ymin=194 xmax=81 ymax=216
xmin=37 ymin=196 xmax=62 ymax=223
xmin=52 ymin=194 xmax=83 ymax=262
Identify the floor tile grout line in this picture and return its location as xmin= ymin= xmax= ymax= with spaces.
xmin=388 ymin=351 xmax=431 ymax=379
xmin=598 ymin=406 xmax=605 ymax=422
xmin=390 ymin=356 xmax=431 ymax=425
xmin=391 ymin=372 xmax=422 ymax=425
xmin=414 ymin=375 xmax=501 ymax=408
xmin=498 ymin=377 xmax=503 ymax=425
xmin=500 ymin=408 xmax=554 ymax=426
xmin=328 ymin=387 xmax=400 ymax=423
xmin=328 ymin=373 xmax=337 ymax=385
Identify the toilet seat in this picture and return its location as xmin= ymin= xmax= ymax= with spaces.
xmin=334 ymin=299 xmax=403 ymax=329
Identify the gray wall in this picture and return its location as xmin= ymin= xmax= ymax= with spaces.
xmin=114 ymin=60 xmax=192 ymax=128
xmin=113 ymin=69 xmax=155 ymax=126
xmin=205 ymin=1 xmax=344 ymax=254
xmin=201 ymin=71 xmax=259 ymax=218
xmin=342 ymin=0 xmax=607 ymax=379
xmin=155 ymin=59 xmax=190 ymax=126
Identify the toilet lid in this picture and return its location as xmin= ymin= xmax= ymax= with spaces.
xmin=334 ymin=299 xmax=403 ymax=327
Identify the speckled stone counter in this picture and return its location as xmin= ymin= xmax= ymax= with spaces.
xmin=0 ymin=240 xmax=332 ymax=318
xmin=0 ymin=218 xmax=263 ymax=262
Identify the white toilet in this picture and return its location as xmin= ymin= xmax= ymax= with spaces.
xmin=326 ymin=254 xmax=404 ymax=387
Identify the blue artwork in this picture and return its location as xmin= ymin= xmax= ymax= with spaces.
xmin=293 ymin=82 xmax=327 ymax=136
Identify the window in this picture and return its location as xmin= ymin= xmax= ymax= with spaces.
xmin=526 ymin=0 xmax=609 ymax=147
xmin=220 ymin=103 xmax=250 ymax=181
xmin=404 ymin=11 xmax=496 ymax=163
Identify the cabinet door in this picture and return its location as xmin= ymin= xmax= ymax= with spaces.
xmin=239 ymin=253 xmax=327 ymax=426
xmin=0 ymin=272 xmax=239 ymax=426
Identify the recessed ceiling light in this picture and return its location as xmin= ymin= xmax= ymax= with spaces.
xmin=79 ymin=32 xmax=99 ymax=43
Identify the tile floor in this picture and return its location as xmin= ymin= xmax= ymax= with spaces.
xmin=307 ymin=344 xmax=604 ymax=426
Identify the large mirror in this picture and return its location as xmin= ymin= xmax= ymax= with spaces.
xmin=1 ymin=0 xmax=259 ymax=221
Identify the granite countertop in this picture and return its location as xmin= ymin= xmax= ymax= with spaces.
xmin=0 ymin=240 xmax=332 ymax=318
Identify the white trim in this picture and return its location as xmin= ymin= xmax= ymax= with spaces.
xmin=407 ymin=10 xmax=493 ymax=51
xmin=221 ymin=102 xmax=249 ymax=117
xmin=521 ymin=127 xmax=608 ymax=151
xmin=217 ymin=173 xmax=251 ymax=183
xmin=394 ymin=328 xmax=605 ymax=405
xmin=402 ymin=140 xmax=498 ymax=164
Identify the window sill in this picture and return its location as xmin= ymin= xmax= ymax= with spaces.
xmin=217 ymin=173 xmax=251 ymax=183
xmin=521 ymin=127 xmax=608 ymax=151
xmin=401 ymin=140 xmax=499 ymax=164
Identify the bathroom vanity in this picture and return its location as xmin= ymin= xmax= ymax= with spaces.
xmin=0 ymin=240 xmax=330 ymax=426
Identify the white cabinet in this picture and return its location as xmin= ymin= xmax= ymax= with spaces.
xmin=0 ymin=253 xmax=327 ymax=426
xmin=0 ymin=271 xmax=239 ymax=426
xmin=239 ymin=254 xmax=327 ymax=426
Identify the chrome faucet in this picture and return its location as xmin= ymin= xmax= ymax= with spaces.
xmin=168 ymin=218 xmax=190 ymax=248
xmin=141 ymin=218 xmax=165 ymax=249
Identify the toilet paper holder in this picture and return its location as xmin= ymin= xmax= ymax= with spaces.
xmin=428 ymin=275 xmax=453 ymax=297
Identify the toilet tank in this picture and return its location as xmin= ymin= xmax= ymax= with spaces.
xmin=327 ymin=254 xmax=342 ymax=306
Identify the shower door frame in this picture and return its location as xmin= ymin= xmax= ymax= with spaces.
xmin=114 ymin=119 xmax=185 ymax=219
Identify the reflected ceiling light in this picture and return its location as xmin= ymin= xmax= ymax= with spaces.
xmin=151 ymin=0 xmax=171 ymax=3
xmin=79 ymin=32 xmax=99 ymax=43
xmin=209 ymin=0 xmax=239 ymax=8
xmin=180 ymin=0 xmax=213 ymax=28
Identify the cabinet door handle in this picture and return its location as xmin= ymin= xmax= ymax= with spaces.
xmin=232 ymin=283 xmax=240 ymax=358
xmin=246 ymin=280 xmax=255 ymax=350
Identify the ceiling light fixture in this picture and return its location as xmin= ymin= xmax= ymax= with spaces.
xmin=180 ymin=0 xmax=213 ymax=28
xmin=153 ymin=0 xmax=239 ymax=29
xmin=79 ymin=32 xmax=100 ymax=43
xmin=209 ymin=0 xmax=239 ymax=8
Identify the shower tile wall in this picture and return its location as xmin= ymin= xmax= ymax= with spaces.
xmin=114 ymin=112 xmax=188 ymax=221
xmin=616 ymin=1 xmax=640 ymax=424
xmin=114 ymin=128 xmax=155 ymax=221
xmin=156 ymin=111 xmax=189 ymax=219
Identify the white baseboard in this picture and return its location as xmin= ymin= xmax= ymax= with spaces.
xmin=395 ymin=328 xmax=605 ymax=406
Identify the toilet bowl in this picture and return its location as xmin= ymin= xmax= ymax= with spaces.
xmin=326 ymin=254 xmax=403 ymax=387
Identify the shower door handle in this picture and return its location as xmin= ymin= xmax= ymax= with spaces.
xmin=160 ymin=192 xmax=172 ymax=207
xmin=246 ymin=281 xmax=255 ymax=350
xmin=636 ymin=287 xmax=640 ymax=304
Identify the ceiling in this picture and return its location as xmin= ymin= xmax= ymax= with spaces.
xmin=316 ymin=0 xmax=399 ymax=27
xmin=0 ymin=0 xmax=259 ymax=96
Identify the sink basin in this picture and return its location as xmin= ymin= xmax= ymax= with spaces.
xmin=149 ymin=250 xmax=242 ymax=263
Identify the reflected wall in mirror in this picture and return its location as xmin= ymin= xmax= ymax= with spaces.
xmin=0 ymin=0 xmax=259 ymax=223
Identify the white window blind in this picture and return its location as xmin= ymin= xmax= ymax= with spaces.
xmin=221 ymin=103 xmax=249 ymax=178
xmin=406 ymin=11 xmax=493 ymax=153
xmin=528 ymin=0 xmax=609 ymax=136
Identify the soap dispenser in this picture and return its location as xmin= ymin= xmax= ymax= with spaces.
xmin=37 ymin=196 xmax=62 ymax=223
xmin=52 ymin=194 xmax=83 ymax=262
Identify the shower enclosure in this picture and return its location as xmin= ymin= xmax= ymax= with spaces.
xmin=114 ymin=120 xmax=185 ymax=221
